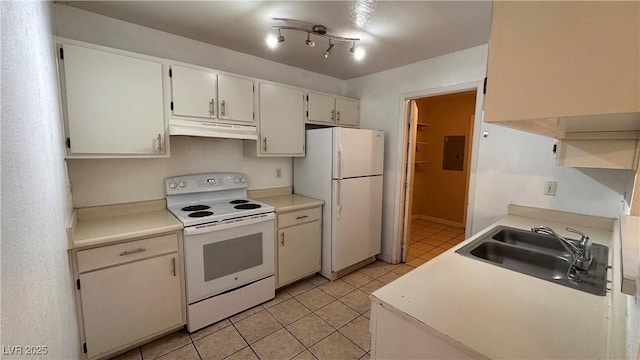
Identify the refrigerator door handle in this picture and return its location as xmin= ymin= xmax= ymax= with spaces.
xmin=338 ymin=145 xmax=344 ymax=179
xmin=336 ymin=180 xmax=342 ymax=220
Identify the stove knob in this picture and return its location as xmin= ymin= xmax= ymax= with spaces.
xmin=178 ymin=180 xmax=187 ymax=188
xmin=168 ymin=182 xmax=177 ymax=189
xmin=234 ymin=177 xmax=240 ymax=184
xmin=240 ymin=177 xmax=246 ymax=183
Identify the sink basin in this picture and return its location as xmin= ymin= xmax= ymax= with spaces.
xmin=456 ymin=226 xmax=609 ymax=296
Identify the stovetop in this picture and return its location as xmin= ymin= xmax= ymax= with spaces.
xmin=167 ymin=197 xmax=274 ymax=227
xmin=165 ymin=173 xmax=274 ymax=227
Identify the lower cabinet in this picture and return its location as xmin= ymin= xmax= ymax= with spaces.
xmin=276 ymin=206 xmax=322 ymax=288
xmin=73 ymin=233 xmax=185 ymax=359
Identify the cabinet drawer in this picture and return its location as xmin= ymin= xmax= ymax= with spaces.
xmin=278 ymin=207 xmax=321 ymax=228
xmin=77 ymin=233 xmax=178 ymax=273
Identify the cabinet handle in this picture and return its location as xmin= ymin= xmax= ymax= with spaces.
xmin=263 ymin=137 xmax=268 ymax=152
xmin=337 ymin=110 xmax=341 ymax=122
xmin=336 ymin=181 xmax=342 ymax=220
xmin=119 ymin=248 xmax=146 ymax=256
xmin=296 ymin=215 xmax=309 ymax=220
xmin=157 ymin=133 xmax=163 ymax=152
xmin=331 ymin=109 xmax=336 ymax=121
xmin=221 ymin=100 xmax=226 ymax=117
xmin=209 ymin=99 xmax=215 ymax=117
xmin=171 ymin=257 xmax=176 ymax=277
xmin=280 ymin=233 xmax=285 ymax=246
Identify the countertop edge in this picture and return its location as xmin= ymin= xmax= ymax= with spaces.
xmin=255 ymin=194 xmax=324 ymax=213
xmin=72 ymin=224 xmax=184 ymax=250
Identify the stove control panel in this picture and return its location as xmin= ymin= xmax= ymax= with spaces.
xmin=165 ymin=173 xmax=248 ymax=195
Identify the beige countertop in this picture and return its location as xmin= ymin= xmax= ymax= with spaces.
xmin=71 ymin=200 xmax=183 ymax=249
xmin=372 ymin=206 xmax=627 ymax=359
xmin=255 ymin=194 xmax=324 ymax=213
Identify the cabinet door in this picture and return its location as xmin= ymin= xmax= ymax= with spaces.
xmin=278 ymin=221 xmax=321 ymax=287
xmin=259 ymin=83 xmax=305 ymax=156
xmin=335 ymin=98 xmax=359 ymax=127
xmin=171 ymin=65 xmax=217 ymax=119
xmin=218 ymin=74 xmax=254 ymax=123
xmin=62 ymin=44 xmax=165 ymax=155
xmin=79 ymin=253 xmax=182 ymax=358
xmin=307 ymin=92 xmax=336 ymax=124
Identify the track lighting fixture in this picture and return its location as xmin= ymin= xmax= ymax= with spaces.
xmin=324 ymin=41 xmax=335 ymax=58
xmin=269 ymin=20 xmax=365 ymax=60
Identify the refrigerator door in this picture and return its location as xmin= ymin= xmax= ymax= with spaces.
xmin=331 ymin=175 xmax=383 ymax=272
xmin=333 ymin=128 xmax=384 ymax=179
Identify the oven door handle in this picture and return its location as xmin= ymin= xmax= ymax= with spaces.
xmin=183 ymin=212 xmax=275 ymax=236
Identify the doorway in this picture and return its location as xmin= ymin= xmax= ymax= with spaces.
xmin=395 ymin=83 xmax=483 ymax=265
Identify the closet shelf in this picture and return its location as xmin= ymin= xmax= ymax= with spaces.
xmin=416 ymin=141 xmax=429 ymax=145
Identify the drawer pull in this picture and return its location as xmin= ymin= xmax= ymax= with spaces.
xmin=296 ymin=215 xmax=309 ymax=220
xmin=119 ymin=248 xmax=146 ymax=256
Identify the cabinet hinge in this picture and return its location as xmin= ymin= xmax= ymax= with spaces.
xmin=169 ymin=68 xmax=172 ymax=78
xmin=76 ymin=279 xmax=80 ymax=290
xmin=82 ymin=343 xmax=87 ymax=354
xmin=252 ymin=112 xmax=255 ymax=120
xmin=59 ymin=47 xmax=64 ymax=60
xmin=253 ymin=84 xmax=255 ymax=92
xmin=170 ymin=102 xmax=174 ymax=111
xmin=306 ymin=111 xmax=309 ymax=118
xmin=306 ymin=95 xmax=309 ymax=102
xmin=483 ymin=77 xmax=487 ymax=95
xmin=66 ymin=137 xmax=71 ymax=149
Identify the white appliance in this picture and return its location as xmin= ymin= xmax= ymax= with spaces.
xmin=294 ymin=128 xmax=384 ymax=279
xmin=165 ymin=173 xmax=275 ymax=332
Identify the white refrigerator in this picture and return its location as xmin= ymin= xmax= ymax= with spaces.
xmin=294 ymin=127 xmax=384 ymax=279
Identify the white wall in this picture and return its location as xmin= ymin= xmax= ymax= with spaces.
xmin=55 ymin=4 xmax=345 ymax=207
xmin=68 ymin=136 xmax=292 ymax=207
xmin=1 ymin=2 xmax=80 ymax=358
xmin=346 ymin=44 xmax=635 ymax=260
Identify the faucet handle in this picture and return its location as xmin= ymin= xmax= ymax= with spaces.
xmin=565 ymin=227 xmax=589 ymax=241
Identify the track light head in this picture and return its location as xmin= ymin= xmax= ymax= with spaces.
xmin=276 ymin=29 xmax=285 ymax=43
xmin=324 ymin=41 xmax=335 ymax=58
xmin=305 ymin=33 xmax=315 ymax=47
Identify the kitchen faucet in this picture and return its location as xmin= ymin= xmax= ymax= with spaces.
xmin=531 ymin=226 xmax=593 ymax=277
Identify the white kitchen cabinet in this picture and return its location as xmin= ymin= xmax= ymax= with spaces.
xmin=307 ymin=91 xmax=359 ymax=127
xmin=170 ymin=64 xmax=217 ymax=119
xmin=276 ymin=206 xmax=322 ymax=288
xmin=73 ymin=233 xmax=184 ymax=359
xmin=59 ymin=41 xmax=167 ymax=158
xmin=244 ymin=82 xmax=305 ymax=157
xmin=217 ymin=74 xmax=254 ymax=123
xmin=484 ymin=1 xmax=640 ymax=139
xmin=556 ymin=139 xmax=640 ymax=170
xmin=170 ymin=66 xmax=254 ymax=124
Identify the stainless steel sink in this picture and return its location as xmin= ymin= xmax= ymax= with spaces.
xmin=456 ymin=226 xmax=609 ymax=296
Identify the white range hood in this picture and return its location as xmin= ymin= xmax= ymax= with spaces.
xmin=169 ymin=119 xmax=257 ymax=140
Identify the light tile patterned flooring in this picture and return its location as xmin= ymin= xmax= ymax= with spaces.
xmin=111 ymin=219 xmax=464 ymax=360
xmin=405 ymin=219 xmax=466 ymax=268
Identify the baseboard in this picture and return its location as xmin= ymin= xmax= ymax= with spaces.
xmin=376 ymin=253 xmax=394 ymax=264
xmin=417 ymin=215 xmax=464 ymax=228
xmin=411 ymin=214 xmax=420 ymax=220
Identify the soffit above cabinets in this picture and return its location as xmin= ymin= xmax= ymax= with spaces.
xmin=59 ymin=1 xmax=492 ymax=80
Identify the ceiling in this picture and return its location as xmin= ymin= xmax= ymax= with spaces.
xmin=61 ymin=1 xmax=493 ymax=80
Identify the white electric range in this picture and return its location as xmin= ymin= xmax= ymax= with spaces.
xmin=165 ymin=173 xmax=275 ymax=332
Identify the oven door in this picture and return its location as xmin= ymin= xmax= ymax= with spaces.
xmin=184 ymin=213 xmax=275 ymax=304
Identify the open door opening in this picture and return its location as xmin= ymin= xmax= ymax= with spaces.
xmin=399 ymin=90 xmax=477 ymax=266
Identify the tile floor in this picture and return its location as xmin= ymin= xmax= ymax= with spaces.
xmin=111 ymin=219 xmax=464 ymax=360
xmin=405 ymin=218 xmax=466 ymax=268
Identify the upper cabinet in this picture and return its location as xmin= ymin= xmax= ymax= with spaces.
xmin=484 ymin=1 xmax=640 ymax=140
xmin=245 ymin=83 xmax=305 ymax=157
xmin=169 ymin=65 xmax=255 ymax=124
xmin=58 ymin=41 xmax=167 ymax=158
xmin=307 ymin=91 xmax=359 ymax=128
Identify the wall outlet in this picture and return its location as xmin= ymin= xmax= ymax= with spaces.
xmin=276 ymin=168 xmax=282 ymax=178
xmin=544 ymin=181 xmax=557 ymax=196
